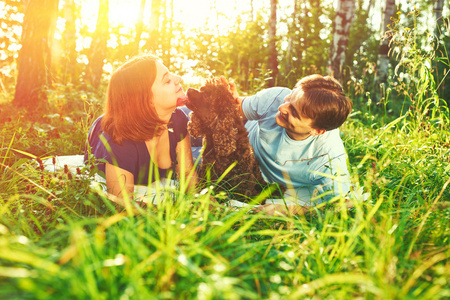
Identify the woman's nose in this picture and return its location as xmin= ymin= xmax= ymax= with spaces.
xmin=173 ymin=74 xmax=182 ymax=85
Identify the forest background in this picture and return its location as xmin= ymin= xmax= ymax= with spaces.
xmin=0 ymin=0 xmax=449 ymax=299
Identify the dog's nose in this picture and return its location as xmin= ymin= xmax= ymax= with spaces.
xmin=186 ymin=87 xmax=200 ymax=98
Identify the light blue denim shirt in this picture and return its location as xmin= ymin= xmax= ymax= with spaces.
xmin=242 ymin=87 xmax=351 ymax=206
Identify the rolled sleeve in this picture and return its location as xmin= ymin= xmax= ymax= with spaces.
xmin=242 ymin=87 xmax=290 ymax=120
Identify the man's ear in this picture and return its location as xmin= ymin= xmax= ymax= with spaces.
xmin=311 ymin=128 xmax=326 ymax=136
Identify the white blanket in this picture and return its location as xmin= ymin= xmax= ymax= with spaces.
xmin=42 ymin=155 xmax=367 ymax=208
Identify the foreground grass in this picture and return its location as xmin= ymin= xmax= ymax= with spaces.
xmin=0 ymin=104 xmax=449 ymax=299
xmin=1 ymin=9 xmax=449 ymax=298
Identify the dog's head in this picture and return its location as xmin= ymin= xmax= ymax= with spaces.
xmin=183 ymin=77 xmax=240 ymax=156
xmin=184 ymin=77 xmax=234 ymax=120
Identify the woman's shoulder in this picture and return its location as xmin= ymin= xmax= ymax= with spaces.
xmin=89 ymin=116 xmax=141 ymax=150
xmin=169 ymin=108 xmax=189 ymax=137
xmin=172 ymin=107 xmax=189 ymax=121
xmin=88 ymin=115 xmax=103 ymax=135
xmin=87 ymin=115 xmax=105 ymax=145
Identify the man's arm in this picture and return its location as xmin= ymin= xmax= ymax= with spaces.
xmin=235 ymin=95 xmax=246 ymax=121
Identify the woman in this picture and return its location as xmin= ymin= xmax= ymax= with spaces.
xmin=84 ymin=55 xmax=198 ymax=204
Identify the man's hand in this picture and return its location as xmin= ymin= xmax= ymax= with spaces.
xmin=252 ymin=204 xmax=307 ymax=216
xmin=220 ymin=76 xmax=240 ymax=103
xmin=220 ymin=76 xmax=246 ymax=120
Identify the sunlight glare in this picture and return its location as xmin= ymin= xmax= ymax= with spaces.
xmin=78 ymin=0 xmax=251 ymax=35
xmin=79 ymin=0 xmax=141 ymax=31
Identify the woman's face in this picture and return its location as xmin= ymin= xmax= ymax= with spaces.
xmin=151 ymin=61 xmax=184 ymax=120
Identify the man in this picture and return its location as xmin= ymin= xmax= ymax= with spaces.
xmin=227 ymin=75 xmax=353 ymax=214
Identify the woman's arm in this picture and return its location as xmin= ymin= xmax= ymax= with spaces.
xmin=105 ymin=162 xmax=135 ymax=205
xmin=253 ymin=204 xmax=307 ymax=216
xmin=175 ymin=133 xmax=198 ymax=192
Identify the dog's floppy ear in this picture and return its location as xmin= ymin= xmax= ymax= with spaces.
xmin=187 ymin=112 xmax=204 ymax=139
xmin=212 ymin=114 xmax=237 ymax=156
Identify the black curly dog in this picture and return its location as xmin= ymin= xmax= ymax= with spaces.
xmin=184 ymin=77 xmax=284 ymax=203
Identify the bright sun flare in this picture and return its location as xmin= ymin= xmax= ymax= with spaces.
xmin=78 ymin=0 xmax=251 ymax=33
xmin=70 ymin=0 xmax=256 ymax=84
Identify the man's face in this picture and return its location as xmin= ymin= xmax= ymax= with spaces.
xmin=275 ymin=88 xmax=324 ymax=141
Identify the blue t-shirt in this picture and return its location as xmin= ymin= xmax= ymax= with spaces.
xmin=242 ymin=87 xmax=351 ymax=205
xmin=84 ymin=108 xmax=188 ymax=185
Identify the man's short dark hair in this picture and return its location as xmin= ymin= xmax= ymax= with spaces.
xmin=295 ymin=75 xmax=353 ymax=131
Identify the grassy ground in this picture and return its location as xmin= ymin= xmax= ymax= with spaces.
xmin=1 ymin=38 xmax=450 ymax=298
xmin=0 ymin=83 xmax=449 ymax=299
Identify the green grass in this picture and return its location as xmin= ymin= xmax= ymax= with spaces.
xmin=0 ymin=88 xmax=449 ymax=299
xmin=1 ymin=22 xmax=450 ymax=297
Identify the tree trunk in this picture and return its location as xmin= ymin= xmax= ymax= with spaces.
xmin=63 ymin=0 xmax=78 ymax=85
xmin=210 ymin=0 xmax=220 ymax=36
xmin=148 ymin=0 xmax=161 ymax=52
xmin=14 ymin=0 xmax=59 ymax=109
xmin=267 ymin=0 xmax=278 ymax=87
xmin=365 ymin=0 xmax=374 ymax=18
xmin=329 ymin=0 xmax=355 ymax=81
xmin=86 ymin=0 xmax=109 ymax=88
xmin=285 ymin=0 xmax=298 ymax=77
xmin=163 ymin=0 xmax=173 ymax=66
xmin=132 ymin=0 xmax=146 ymax=56
xmin=434 ymin=0 xmax=444 ymax=36
xmin=377 ymin=0 xmax=396 ymax=83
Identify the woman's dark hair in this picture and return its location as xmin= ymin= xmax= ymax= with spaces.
xmin=102 ymin=55 xmax=166 ymax=144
